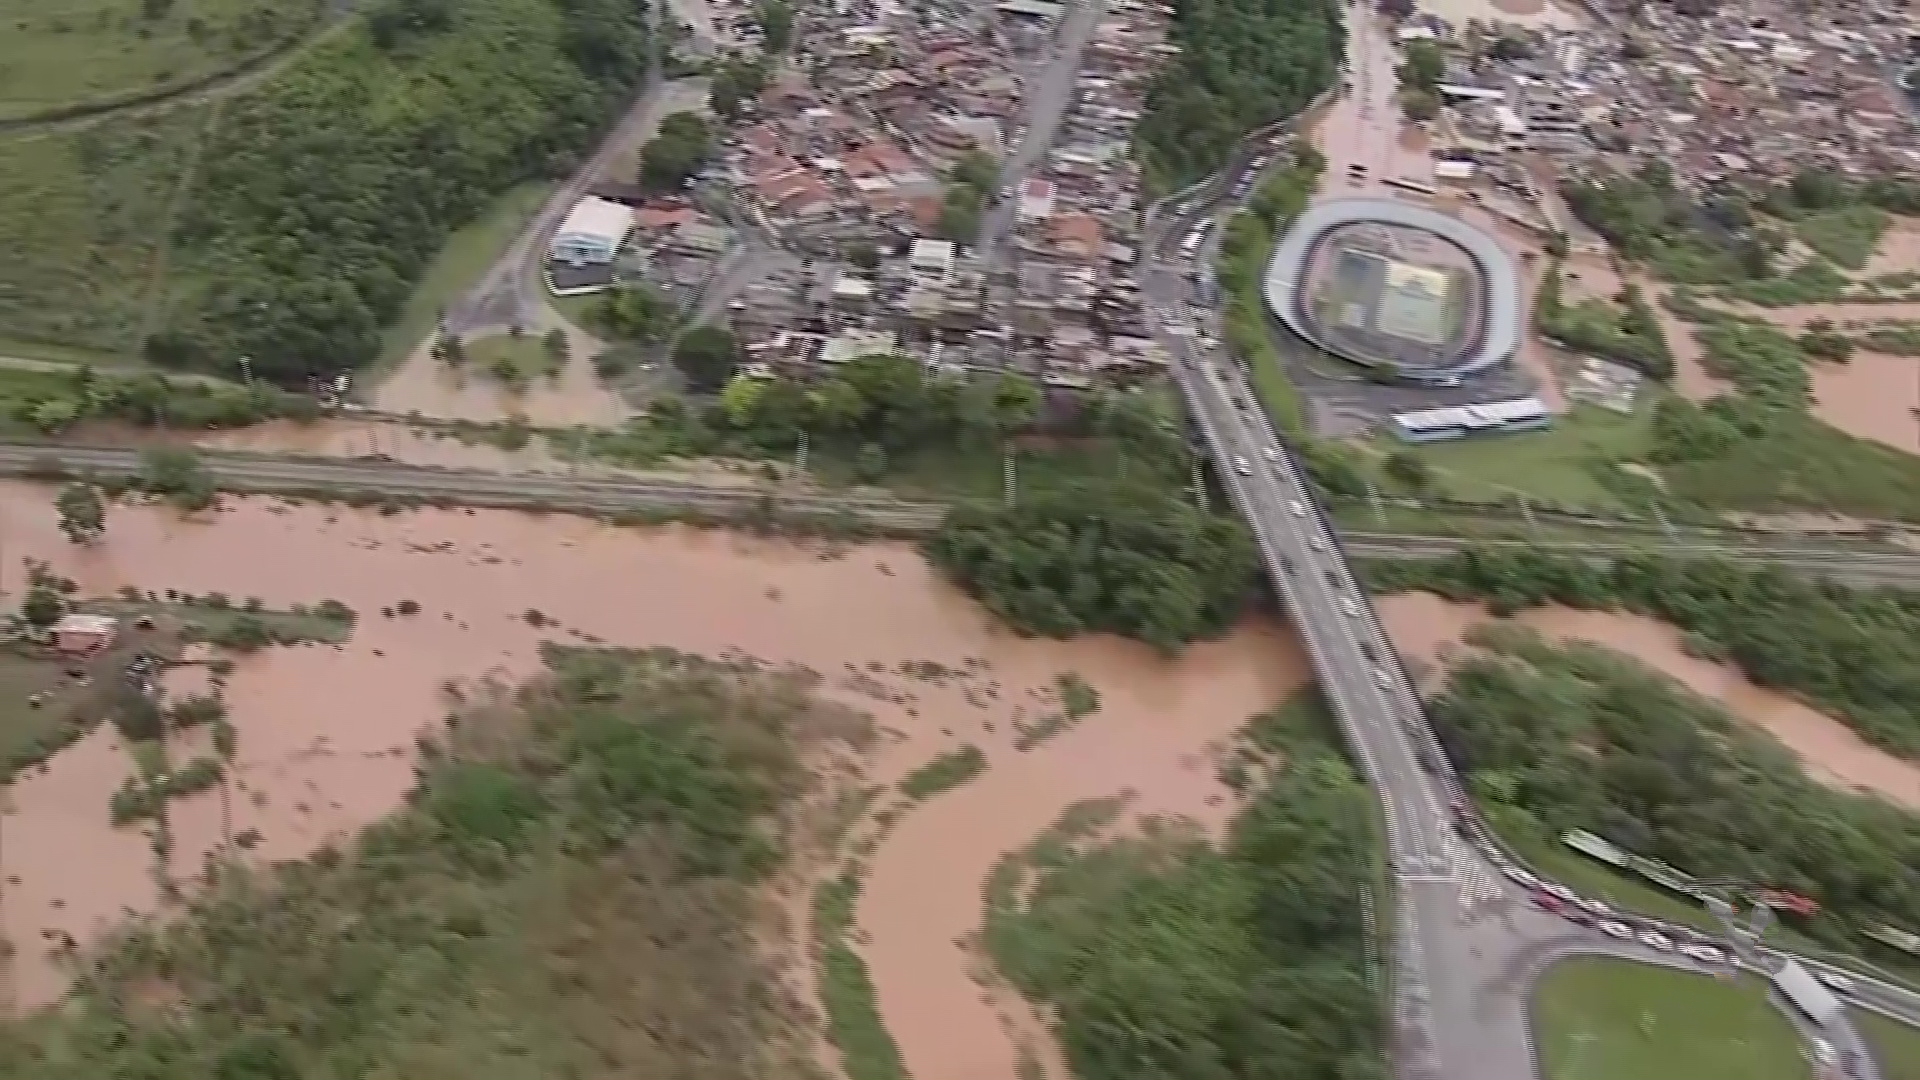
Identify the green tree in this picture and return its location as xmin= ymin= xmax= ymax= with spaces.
xmin=542 ymin=328 xmax=569 ymax=364
xmin=640 ymin=112 xmax=714 ymax=191
xmin=672 ymin=325 xmax=740 ymax=392
xmin=594 ymin=283 xmax=675 ymax=342
xmin=1397 ymin=39 xmax=1446 ymax=93
xmin=854 ymin=442 xmax=889 ymax=484
xmin=55 ymin=483 xmax=106 ymax=544
xmin=719 ymin=374 xmax=767 ymax=428
xmin=754 ymin=0 xmax=794 ymax=52
xmin=846 ymin=240 xmax=881 ymax=271
xmin=939 ymin=184 xmax=985 ymax=244
xmin=1400 ymin=86 xmax=1440 ymax=122
xmin=20 ymin=581 xmax=64 ymax=630
xmin=1383 ymin=450 xmax=1433 ymax=493
xmin=433 ymin=332 xmax=466 ymax=367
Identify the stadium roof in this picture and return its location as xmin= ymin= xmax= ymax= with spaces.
xmin=1264 ymin=197 xmax=1521 ymax=378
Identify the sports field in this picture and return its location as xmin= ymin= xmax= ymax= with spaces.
xmin=1533 ymin=957 xmax=1810 ymax=1080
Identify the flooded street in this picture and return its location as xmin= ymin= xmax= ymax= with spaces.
xmin=1377 ymin=592 xmax=1920 ymax=811
xmin=1810 ymin=349 xmax=1920 ymax=454
xmin=373 ymin=321 xmax=630 ymax=427
xmin=0 ymin=486 xmax=1300 ymax=1018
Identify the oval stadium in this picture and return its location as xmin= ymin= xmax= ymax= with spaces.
xmin=1263 ymin=198 xmax=1520 ymax=385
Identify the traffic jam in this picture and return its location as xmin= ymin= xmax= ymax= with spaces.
xmin=1445 ymin=796 xmax=1846 ymax=985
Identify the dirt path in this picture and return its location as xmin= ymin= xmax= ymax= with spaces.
xmin=0 ymin=3 xmax=358 ymax=140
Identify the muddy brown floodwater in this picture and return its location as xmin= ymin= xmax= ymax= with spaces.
xmin=0 ymin=484 xmax=1304 ymax=1023
xmin=1376 ymin=593 xmax=1920 ymax=812
xmin=373 ymin=320 xmax=629 ymax=427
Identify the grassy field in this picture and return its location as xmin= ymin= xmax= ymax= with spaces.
xmin=375 ymin=180 xmax=553 ymax=371
xmin=0 ymin=0 xmax=319 ymax=120
xmin=1857 ymin=1009 xmax=1920 ymax=1080
xmin=1386 ymin=399 xmax=1659 ymax=512
xmin=809 ymin=434 xmax=1176 ymax=504
xmin=1533 ymin=957 xmax=1810 ymax=1080
xmin=1793 ymin=205 xmax=1892 ymax=272
xmin=465 ymin=331 xmax=565 ymax=389
xmin=0 ymin=106 xmax=208 ymax=358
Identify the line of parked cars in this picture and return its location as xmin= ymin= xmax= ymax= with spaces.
xmin=1498 ymin=861 xmax=1733 ymax=966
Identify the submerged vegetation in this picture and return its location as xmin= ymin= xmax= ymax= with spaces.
xmin=1365 ymin=546 xmax=1920 ymax=758
xmin=1429 ymin=625 xmax=1920 ymax=955
xmin=982 ymin=693 xmax=1388 ymax=1080
xmin=0 ymin=646 xmax=871 ymax=1077
xmin=925 ymin=483 xmax=1259 ymax=653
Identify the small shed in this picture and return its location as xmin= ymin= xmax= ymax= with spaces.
xmin=53 ymin=613 xmax=118 ymax=656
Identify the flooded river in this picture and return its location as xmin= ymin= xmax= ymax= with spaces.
xmin=1377 ymin=592 xmax=1920 ymax=811
xmin=0 ymin=485 xmax=1302 ymax=1021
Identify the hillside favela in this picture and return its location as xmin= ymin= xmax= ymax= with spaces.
xmin=4 ymin=0 xmax=1920 ymax=1076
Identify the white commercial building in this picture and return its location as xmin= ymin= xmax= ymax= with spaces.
xmin=549 ymin=196 xmax=636 ymax=266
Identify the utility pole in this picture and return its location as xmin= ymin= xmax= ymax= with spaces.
xmin=1365 ymin=478 xmax=1387 ymax=525
xmin=1651 ymin=498 xmax=1677 ymax=543
xmin=795 ymin=431 xmax=809 ymax=474
xmin=1003 ymin=446 xmax=1017 ymax=508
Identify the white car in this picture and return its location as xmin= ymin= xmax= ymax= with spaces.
xmin=1579 ymin=898 xmax=1614 ymax=918
xmin=1683 ymin=944 xmax=1725 ymax=965
xmin=1287 ymin=500 xmax=1308 ymax=518
xmin=1638 ymin=930 xmax=1674 ymax=952
xmin=1309 ymin=535 xmax=1327 ymax=553
xmin=1541 ymin=882 xmax=1574 ymax=904
xmin=1262 ymin=446 xmax=1280 ymax=463
xmin=1372 ymin=667 xmax=1391 ymax=689
xmin=1234 ymin=456 xmax=1252 ymax=476
xmin=1338 ymin=597 xmax=1362 ymax=618
xmin=1814 ymin=1039 xmax=1837 ymax=1067
xmin=1501 ymin=866 xmax=1539 ymax=890
xmin=1600 ymin=920 xmax=1634 ymax=941
xmin=1818 ymin=971 xmax=1855 ymax=993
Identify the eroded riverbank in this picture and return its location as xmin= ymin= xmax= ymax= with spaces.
xmin=1376 ymin=591 xmax=1920 ymax=810
xmin=0 ymin=484 xmax=1302 ymax=1021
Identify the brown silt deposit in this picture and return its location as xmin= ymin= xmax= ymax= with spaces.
xmin=1377 ymin=593 xmax=1920 ymax=811
xmin=0 ymin=485 xmax=1304 ymax=1026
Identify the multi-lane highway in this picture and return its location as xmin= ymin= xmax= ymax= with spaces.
xmin=1175 ymin=303 xmax=1559 ymax=1080
xmin=1142 ymin=6 xmax=1920 ymax=1074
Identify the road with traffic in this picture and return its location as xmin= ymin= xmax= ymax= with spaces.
xmin=975 ymin=0 xmax=1107 ymax=265
xmin=1138 ymin=5 xmax=1919 ymax=1076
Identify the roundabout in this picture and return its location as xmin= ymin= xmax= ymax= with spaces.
xmin=1264 ymin=197 xmax=1522 ymax=384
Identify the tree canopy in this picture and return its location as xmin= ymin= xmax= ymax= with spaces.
xmin=1429 ymin=626 xmax=1920 ymax=953
xmin=1367 ymin=547 xmax=1920 ymax=759
xmin=144 ymin=0 xmax=653 ymax=385
xmin=0 ymin=647 xmax=864 ymax=1080
xmin=925 ymin=483 xmax=1258 ymax=653
xmin=672 ymin=325 xmax=741 ymax=393
xmin=984 ymin=696 xmax=1388 ymax=1080
xmin=1136 ymin=0 xmax=1343 ymax=190
xmin=640 ymin=112 xmax=714 ymax=191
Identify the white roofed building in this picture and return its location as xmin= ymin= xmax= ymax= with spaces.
xmin=549 ymin=197 xmax=636 ymax=266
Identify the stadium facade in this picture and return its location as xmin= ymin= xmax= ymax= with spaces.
xmin=1264 ymin=198 xmax=1521 ymax=384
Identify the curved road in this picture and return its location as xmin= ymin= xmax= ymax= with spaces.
xmin=1140 ymin=6 xmax=1917 ymax=1075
